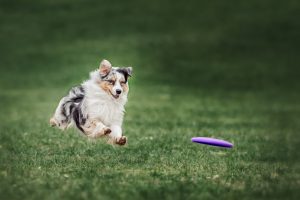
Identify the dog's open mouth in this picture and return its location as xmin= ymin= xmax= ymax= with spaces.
xmin=110 ymin=91 xmax=120 ymax=99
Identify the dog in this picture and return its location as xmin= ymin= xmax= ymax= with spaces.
xmin=50 ymin=59 xmax=132 ymax=145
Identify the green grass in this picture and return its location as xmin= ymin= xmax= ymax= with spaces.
xmin=0 ymin=0 xmax=300 ymax=199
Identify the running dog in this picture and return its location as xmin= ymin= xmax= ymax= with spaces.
xmin=50 ymin=59 xmax=132 ymax=145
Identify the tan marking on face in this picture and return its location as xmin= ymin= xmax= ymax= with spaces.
xmin=121 ymin=82 xmax=128 ymax=93
xmin=119 ymin=77 xmax=128 ymax=93
xmin=99 ymin=76 xmax=116 ymax=96
xmin=99 ymin=81 xmax=114 ymax=95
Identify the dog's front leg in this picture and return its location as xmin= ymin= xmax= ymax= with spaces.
xmin=82 ymin=119 xmax=111 ymax=138
xmin=108 ymin=125 xmax=127 ymax=145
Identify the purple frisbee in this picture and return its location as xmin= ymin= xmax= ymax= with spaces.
xmin=191 ymin=137 xmax=233 ymax=148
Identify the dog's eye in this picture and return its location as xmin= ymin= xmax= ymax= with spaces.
xmin=120 ymin=81 xmax=126 ymax=85
xmin=107 ymin=80 xmax=115 ymax=85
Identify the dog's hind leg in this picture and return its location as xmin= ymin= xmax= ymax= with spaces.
xmin=50 ymin=97 xmax=70 ymax=130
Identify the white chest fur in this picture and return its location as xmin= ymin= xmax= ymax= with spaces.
xmin=82 ymin=80 xmax=127 ymax=126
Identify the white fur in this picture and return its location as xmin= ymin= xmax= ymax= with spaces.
xmin=51 ymin=66 xmax=130 ymax=145
xmin=80 ymin=70 xmax=128 ymax=139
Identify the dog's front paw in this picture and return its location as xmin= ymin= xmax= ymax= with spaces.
xmin=115 ymin=136 xmax=127 ymax=146
xmin=103 ymin=127 xmax=112 ymax=135
xmin=93 ymin=127 xmax=111 ymax=138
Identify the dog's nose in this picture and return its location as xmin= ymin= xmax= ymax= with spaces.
xmin=116 ymin=89 xmax=122 ymax=94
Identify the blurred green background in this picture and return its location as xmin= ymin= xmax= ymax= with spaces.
xmin=0 ymin=0 xmax=299 ymax=199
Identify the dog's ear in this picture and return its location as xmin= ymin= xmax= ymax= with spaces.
xmin=99 ymin=59 xmax=112 ymax=77
xmin=117 ymin=67 xmax=132 ymax=82
xmin=125 ymin=67 xmax=133 ymax=77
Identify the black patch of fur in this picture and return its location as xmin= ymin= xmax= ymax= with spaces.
xmin=69 ymin=104 xmax=75 ymax=116
xmin=61 ymin=103 xmax=67 ymax=118
xmin=72 ymin=103 xmax=86 ymax=133
xmin=79 ymin=85 xmax=85 ymax=93
xmin=116 ymin=68 xmax=130 ymax=82
xmin=71 ymin=94 xmax=84 ymax=103
xmin=62 ymin=86 xmax=84 ymax=114
xmin=60 ymin=85 xmax=86 ymax=130
xmin=100 ymin=73 xmax=109 ymax=79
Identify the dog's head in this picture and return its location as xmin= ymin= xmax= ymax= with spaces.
xmin=98 ymin=59 xmax=132 ymax=99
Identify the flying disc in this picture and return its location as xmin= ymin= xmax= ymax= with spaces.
xmin=191 ymin=137 xmax=233 ymax=148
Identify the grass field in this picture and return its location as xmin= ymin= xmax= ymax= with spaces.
xmin=1 ymin=0 xmax=300 ymax=199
